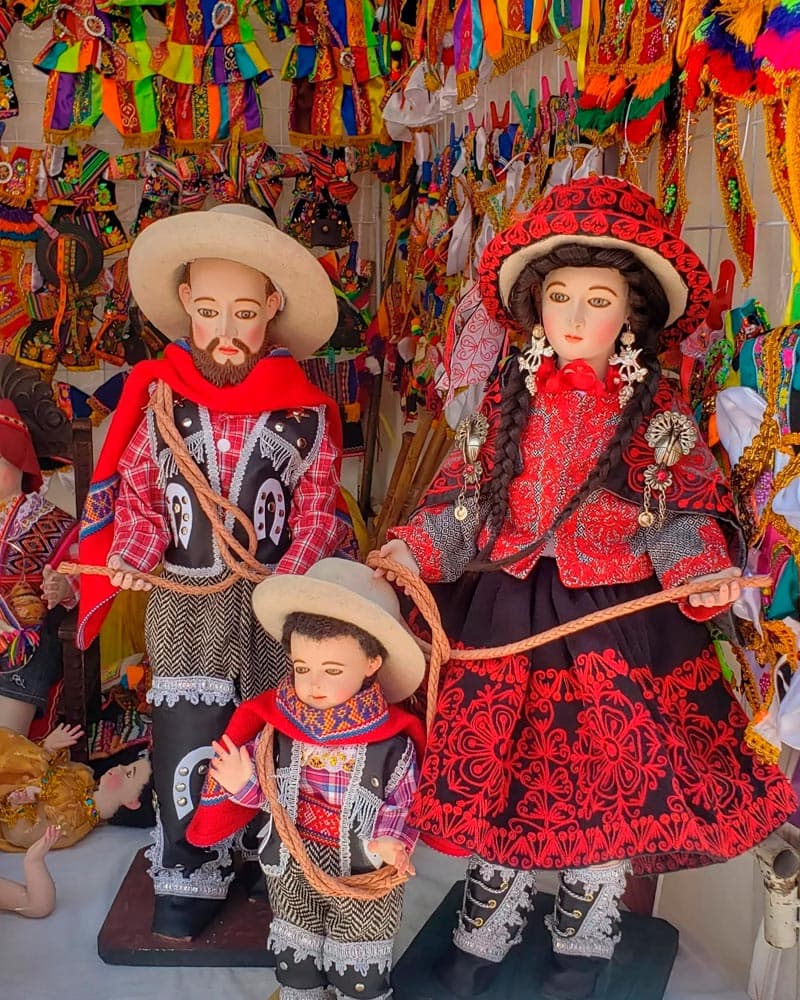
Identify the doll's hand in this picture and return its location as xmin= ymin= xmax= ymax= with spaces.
xmin=108 ymin=555 xmax=153 ymax=591
xmin=25 ymin=825 xmax=61 ymax=862
xmin=8 ymin=785 xmax=41 ymax=805
xmin=373 ymin=540 xmax=421 ymax=590
xmin=210 ymin=735 xmax=254 ymax=795
xmin=367 ymin=837 xmax=416 ymax=876
xmin=687 ymin=567 xmax=743 ymax=608
xmin=41 ymin=564 xmax=71 ymax=609
xmin=43 ymin=724 xmax=84 ymax=753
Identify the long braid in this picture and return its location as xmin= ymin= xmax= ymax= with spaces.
xmin=466 ymin=243 xmax=670 ymax=572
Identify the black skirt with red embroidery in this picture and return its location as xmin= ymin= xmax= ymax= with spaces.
xmin=408 ymin=559 xmax=796 ymax=874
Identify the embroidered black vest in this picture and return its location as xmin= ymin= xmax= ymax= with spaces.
xmin=149 ymin=399 xmax=322 ymax=577
xmin=258 ymin=731 xmax=411 ymax=877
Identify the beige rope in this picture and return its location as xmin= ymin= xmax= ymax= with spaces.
xmin=57 ymin=380 xmax=271 ymax=595
xmin=254 ymin=725 xmax=407 ymax=899
xmin=364 ymin=552 xmax=772 ymax=735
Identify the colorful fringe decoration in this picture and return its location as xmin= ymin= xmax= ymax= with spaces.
xmin=712 ymin=96 xmax=757 ymax=284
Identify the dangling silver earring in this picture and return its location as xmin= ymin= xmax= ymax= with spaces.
xmin=609 ymin=322 xmax=648 ymax=408
xmin=518 ymin=323 xmax=554 ymax=395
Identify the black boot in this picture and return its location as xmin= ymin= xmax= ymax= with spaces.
xmin=542 ymin=862 xmax=630 ymax=1000
xmin=323 ymin=935 xmax=394 ymax=1000
xmin=437 ymin=858 xmax=536 ymax=997
xmin=147 ymin=686 xmax=237 ymax=939
xmin=541 ymin=953 xmax=608 ymax=1000
xmin=435 ymin=944 xmax=499 ymax=997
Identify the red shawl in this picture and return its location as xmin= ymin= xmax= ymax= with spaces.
xmin=76 ymin=344 xmax=344 ymax=649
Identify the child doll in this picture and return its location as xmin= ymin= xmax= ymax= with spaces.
xmin=378 ymin=176 xmax=797 ymax=1000
xmin=0 ymin=825 xmax=60 ymax=917
xmin=187 ymin=558 xmax=426 ymax=1000
xmin=0 ymin=398 xmax=76 ymax=735
xmin=0 ymin=723 xmax=152 ymax=850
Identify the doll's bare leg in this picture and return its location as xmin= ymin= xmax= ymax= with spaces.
xmin=542 ymin=860 xmax=631 ymax=1000
xmin=437 ymin=857 xmax=537 ymax=997
xmin=0 ymin=826 xmax=59 ymax=917
xmin=0 ymin=694 xmax=36 ymax=735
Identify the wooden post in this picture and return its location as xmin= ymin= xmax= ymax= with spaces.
xmin=398 ymin=418 xmax=452 ymax=522
xmin=370 ymin=429 xmax=413 ymax=547
xmin=375 ymin=408 xmax=434 ymax=546
xmin=358 ymin=366 xmax=383 ymax=521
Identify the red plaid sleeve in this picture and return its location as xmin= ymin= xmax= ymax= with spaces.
xmin=110 ymin=415 xmax=171 ymax=573
xmin=275 ymin=409 xmax=346 ymax=575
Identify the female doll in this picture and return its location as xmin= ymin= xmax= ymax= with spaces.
xmin=378 ymin=176 xmax=797 ymax=1000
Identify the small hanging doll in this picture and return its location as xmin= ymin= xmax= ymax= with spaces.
xmin=32 ymin=0 xmax=159 ymax=147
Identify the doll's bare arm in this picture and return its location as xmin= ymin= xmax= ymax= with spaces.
xmin=0 ymin=826 xmax=59 ymax=918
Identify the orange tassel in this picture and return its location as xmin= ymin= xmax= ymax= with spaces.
xmin=717 ymin=0 xmax=768 ymax=48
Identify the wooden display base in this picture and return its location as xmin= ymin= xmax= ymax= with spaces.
xmin=392 ymin=884 xmax=679 ymax=1000
xmin=98 ymin=847 xmax=275 ymax=967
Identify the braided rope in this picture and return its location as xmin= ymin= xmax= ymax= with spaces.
xmin=254 ymin=724 xmax=407 ymax=899
xmin=364 ymin=552 xmax=772 ymax=737
xmin=57 ymin=380 xmax=270 ymax=596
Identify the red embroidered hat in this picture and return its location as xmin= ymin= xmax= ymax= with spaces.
xmin=479 ymin=175 xmax=713 ymax=348
xmin=0 ymin=399 xmax=42 ymax=493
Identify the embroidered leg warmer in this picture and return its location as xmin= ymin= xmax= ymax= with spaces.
xmin=323 ymin=936 xmax=394 ymax=1000
xmin=453 ymin=856 xmax=537 ymax=962
xmin=542 ymin=862 xmax=631 ymax=1000
xmin=546 ymin=862 xmax=630 ymax=960
xmin=145 ymin=677 xmax=237 ymax=938
xmin=269 ymin=918 xmax=327 ymax=995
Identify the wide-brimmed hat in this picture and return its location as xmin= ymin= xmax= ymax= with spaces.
xmin=36 ymin=220 xmax=104 ymax=290
xmin=479 ymin=176 xmax=712 ymax=349
xmin=252 ymin=559 xmax=425 ymax=703
xmin=126 ymin=204 xmax=338 ymax=360
xmin=0 ymin=399 xmax=42 ymax=493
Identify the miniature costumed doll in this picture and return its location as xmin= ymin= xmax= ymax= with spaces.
xmin=379 ymin=177 xmax=798 ymax=1000
xmin=0 ymin=399 xmax=76 ymax=736
xmin=76 ymin=203 xmax=349 ymax=940
xmin=0 ymin=723 xmax=151 ymax=850
xmin=187 ymin=559 xmax=426 ymax=1000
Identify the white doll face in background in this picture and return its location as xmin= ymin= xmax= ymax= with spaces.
xmin=540 ymin=265 xmax=629 ymax=378
xmin=178 ymin=257 xmax=282 ymax=368
xmin=290 ymin=633 xmax=382 ymax=710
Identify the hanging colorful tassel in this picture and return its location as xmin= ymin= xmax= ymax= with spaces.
xmin=712 ymin=95 xmax=757 ymax=284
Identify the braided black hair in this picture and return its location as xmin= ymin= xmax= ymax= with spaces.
xmin=469 ymin=244 xmax=670 ymax=571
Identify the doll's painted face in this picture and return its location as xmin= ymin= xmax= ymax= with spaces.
xmin=96 ymin=758 xmax=152 ymax=816
xmin=0 ymin=456 xmax=23 ymax=501
xmin=178 ymin=258 xmax=283 ymax=384
xmin=540 ymin=266 xmax=629 ymax=377
xmin=290 ymin=633 xmax=382 ymax=710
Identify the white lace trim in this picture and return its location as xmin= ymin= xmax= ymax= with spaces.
xmin=268 ymin=917 xmax=325 ymax=968
xmin=147 ymin=674 xmax=237 ymax=707
xmin=384 ymin=738 xmax=414 ymax=797
xmin=322 ymin=935 xmax=393 ymax=976
xmin=145 ymin=805 xmax=235 ymax=900
xmin=546 ymin=861 xmax=631 ymax=960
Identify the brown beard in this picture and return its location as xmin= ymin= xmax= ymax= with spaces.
xmin=189 ymin=335 xmax=272 ymax=386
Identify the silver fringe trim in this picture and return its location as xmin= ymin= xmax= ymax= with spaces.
xmin=349 ymin=788 xmax=382 ymax=840
xmin=323 ymin=935 xmax=393 ymax=976
xmin=453 ymin=859 xmax=537 ymax=963
xmin=147 ymin=674 xmax=237 ymax=707
xmin=332 ymin=990 xmax=390 ymax=1000
xmin=385 ymin=738 xmax=414 ymax=796
xmin=156 ymin=432 xmax=206 ymax=489
xmin=146 ymin=805 xmax=235 ymax=900
xmin=546 ymin=861 xmax=631 ymax=960
xmin=258 ymin=426 xmax=303 ymax=486
xmin=269 ymin=917 xmax=325 ymax=969
xmin=279 ymin=988 xmax=329 ymax=1000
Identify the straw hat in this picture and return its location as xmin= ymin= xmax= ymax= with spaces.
xmin=252 ymin=559 xmax=426 ymax=704
xmin=126 ymin=204 xmax=338 ymax=360
xmin=479 ymin=175 xmax=713 ymax=350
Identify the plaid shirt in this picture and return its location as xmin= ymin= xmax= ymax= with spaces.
xmin=231 ymin=731 xmax=419 ymax=852
xmin=110 ymin=404 xmax=345 ymax=576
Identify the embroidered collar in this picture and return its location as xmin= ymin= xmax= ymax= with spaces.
xmin=536 ymin=356 xmax=621 ymax=397
xmin=275 ymin=677 xmax=389 ymax=744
